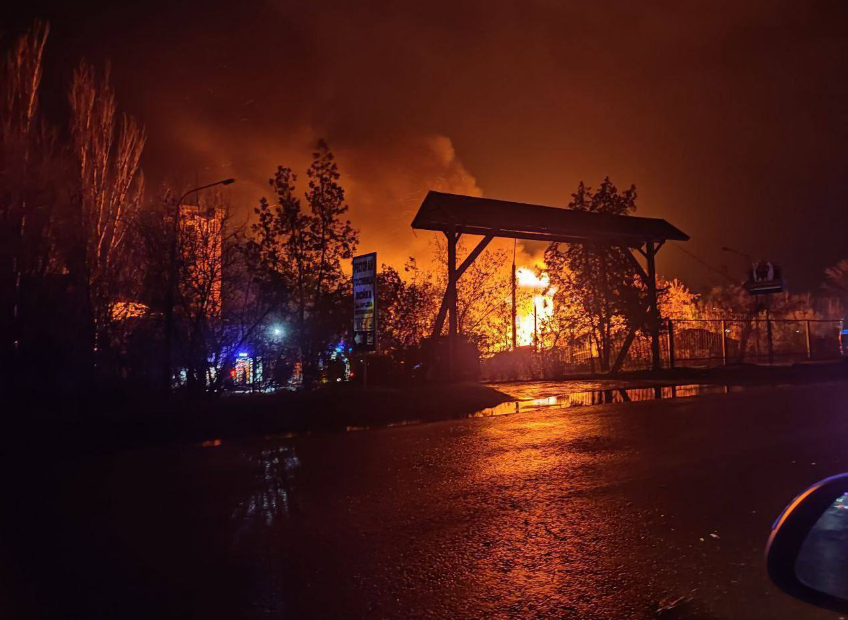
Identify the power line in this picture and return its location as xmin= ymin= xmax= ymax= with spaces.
xmin=670 ymin=242 xmax=737 ymax=283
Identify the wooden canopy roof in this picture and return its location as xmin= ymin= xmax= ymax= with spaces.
xmin=411 ymin=191 xmax=689 ymax=247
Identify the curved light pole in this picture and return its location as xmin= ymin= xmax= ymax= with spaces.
xmin=163 ymin=178 xmax=235 ymax=394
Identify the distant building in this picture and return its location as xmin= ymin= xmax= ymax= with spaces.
xmin=179 ymin=204 xmax=224 ymax=317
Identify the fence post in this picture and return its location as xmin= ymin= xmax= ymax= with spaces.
xmin=805 ymin=320 xmax=812 ymax=359
xmin=721 ymin=320 xmax=728 ymax=366
xmin=765 ymin=298 xmax=774 ymax=365
xmin=667 ymin=319 xmax=675 ymax=369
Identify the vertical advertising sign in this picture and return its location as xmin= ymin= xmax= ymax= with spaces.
xmin=352 ymin=252 xmax=377 ymax=351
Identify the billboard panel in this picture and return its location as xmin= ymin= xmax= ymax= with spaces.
xmin=353 ymin=252 xmax=377 ymax=351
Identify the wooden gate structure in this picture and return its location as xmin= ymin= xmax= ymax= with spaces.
xmin=411 ymin=191 xmax=690 ymax=373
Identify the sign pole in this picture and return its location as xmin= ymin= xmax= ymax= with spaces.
xmin=766 ymin=294 xmax=774 ymax=365
xmin=744 ymin=260 xmax=784 ymax=365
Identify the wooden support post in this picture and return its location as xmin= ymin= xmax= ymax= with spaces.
xmin=805 ymin=319 xmax=812 ymax=359
xmin=446 ymin=227 xmax=457 ymax=379
xmin=721 ymin=320 xmax=728 ymax=366
xmin=431 ymin=233 xmax=492 ymax=339
xmin=625 ymin=241 xmax=662 ymax=371
xmin=645 ymin=240 xmax=661 ymax=371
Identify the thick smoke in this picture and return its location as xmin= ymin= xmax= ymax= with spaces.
xmin=15 ymin=0 xmax=848 ymax=288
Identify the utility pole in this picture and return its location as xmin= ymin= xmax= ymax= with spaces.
xmin=162 ymin=178 xmax=235 ymax=395
xmin=533 ymin=296 xmax=538 ymax=352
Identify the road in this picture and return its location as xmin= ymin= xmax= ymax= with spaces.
xmin=3 ymin=381 xmax=848 ymax=619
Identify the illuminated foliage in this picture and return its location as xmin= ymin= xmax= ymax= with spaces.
xmin=823 ymin=260 xmax=848 ymax=307
xmin=657 ymin=278 xmax=699 ymax=320
xmin=376 ymin=259 xmax=438 ymax=360
xmin=544 ymin=178 xmax=642 ymax=371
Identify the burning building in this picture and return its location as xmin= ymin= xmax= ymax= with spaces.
xmin=178 ymin=204 xmax=224 ymax=318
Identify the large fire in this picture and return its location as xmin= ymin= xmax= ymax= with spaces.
xmin=514 ymin=267 xmax=554 ymax=348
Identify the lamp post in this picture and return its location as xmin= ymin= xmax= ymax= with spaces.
xmin=162 ymin=178 xmax=235 ymax=395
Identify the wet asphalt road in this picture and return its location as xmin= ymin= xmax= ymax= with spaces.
xmin=3 ymin=381 xmax=848 ymax=619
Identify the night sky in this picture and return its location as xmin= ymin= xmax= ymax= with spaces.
xmin=3 ymin=0 xmax=847 ymax=291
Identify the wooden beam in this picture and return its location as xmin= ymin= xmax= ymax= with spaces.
xmin=609 ymin=305 xmax=650 ymax=374
xmin=635 ymin=240 xmax=664 ymax=259
xmin=431 ymin=234 xmax=495 ymax=338
xmin=418 ymin=224 xmax=649 ymax=248
xmin=456 ymin=235 xmax=494 ymax=279
xmin=431 ymin=293 xmax=449 ymax=338
xmin=624 ymin=249 xmax=649 ymax=285
xmin=609 ymin=324 xmax=639 ymax=374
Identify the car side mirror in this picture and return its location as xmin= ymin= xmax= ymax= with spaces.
xmin=767 ymin=473 xmax=848 ymax=613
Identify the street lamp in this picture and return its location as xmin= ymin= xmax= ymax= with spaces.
xmin=175 ymin=178 xmax=235 ymax=213
xmin=162 ymin=178 xmax=236 ymax=395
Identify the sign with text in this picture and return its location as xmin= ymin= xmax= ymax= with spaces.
xmin=352 ymin=252 xmax=377 ymax=351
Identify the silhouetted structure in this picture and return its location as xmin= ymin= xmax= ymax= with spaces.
xmin=411 ymin=191 xmax=689 ymax=374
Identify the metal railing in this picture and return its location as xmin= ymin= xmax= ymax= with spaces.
xmin=665 ymin=318 xmax=843 ymax=368
xmin=480 ymin=318 xmax=844 ymax=380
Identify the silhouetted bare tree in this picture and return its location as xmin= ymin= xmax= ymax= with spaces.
xmin=68 ymin=60 xmax=145 ymax=370
xmin=0 ymin=22 xmax=81 ymax=390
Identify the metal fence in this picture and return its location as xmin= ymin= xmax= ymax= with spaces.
xmin=480 ymin=318 xmax=844 ymax=380
xmin=665 ymin=318 xmax=843 ymax=368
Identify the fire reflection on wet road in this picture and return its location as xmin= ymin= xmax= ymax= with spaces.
xmin=2 ymin=382 xmax=846 ymax=618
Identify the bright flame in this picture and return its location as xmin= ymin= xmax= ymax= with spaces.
xmin=516 ymin=267 xmax=549 ymax=289
xmin=513 ymin=268 xmax=555 ymax=348
xmin=112 ymin=300 xmax=148 ymax=321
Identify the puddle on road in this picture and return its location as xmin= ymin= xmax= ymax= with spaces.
xmin=197 ymin=383 xmax=754 ymax=443
xmin=345 ymin=419 xmax=423 ymax=432
xmin=472 ymin=384 xmax=742 ymax=418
